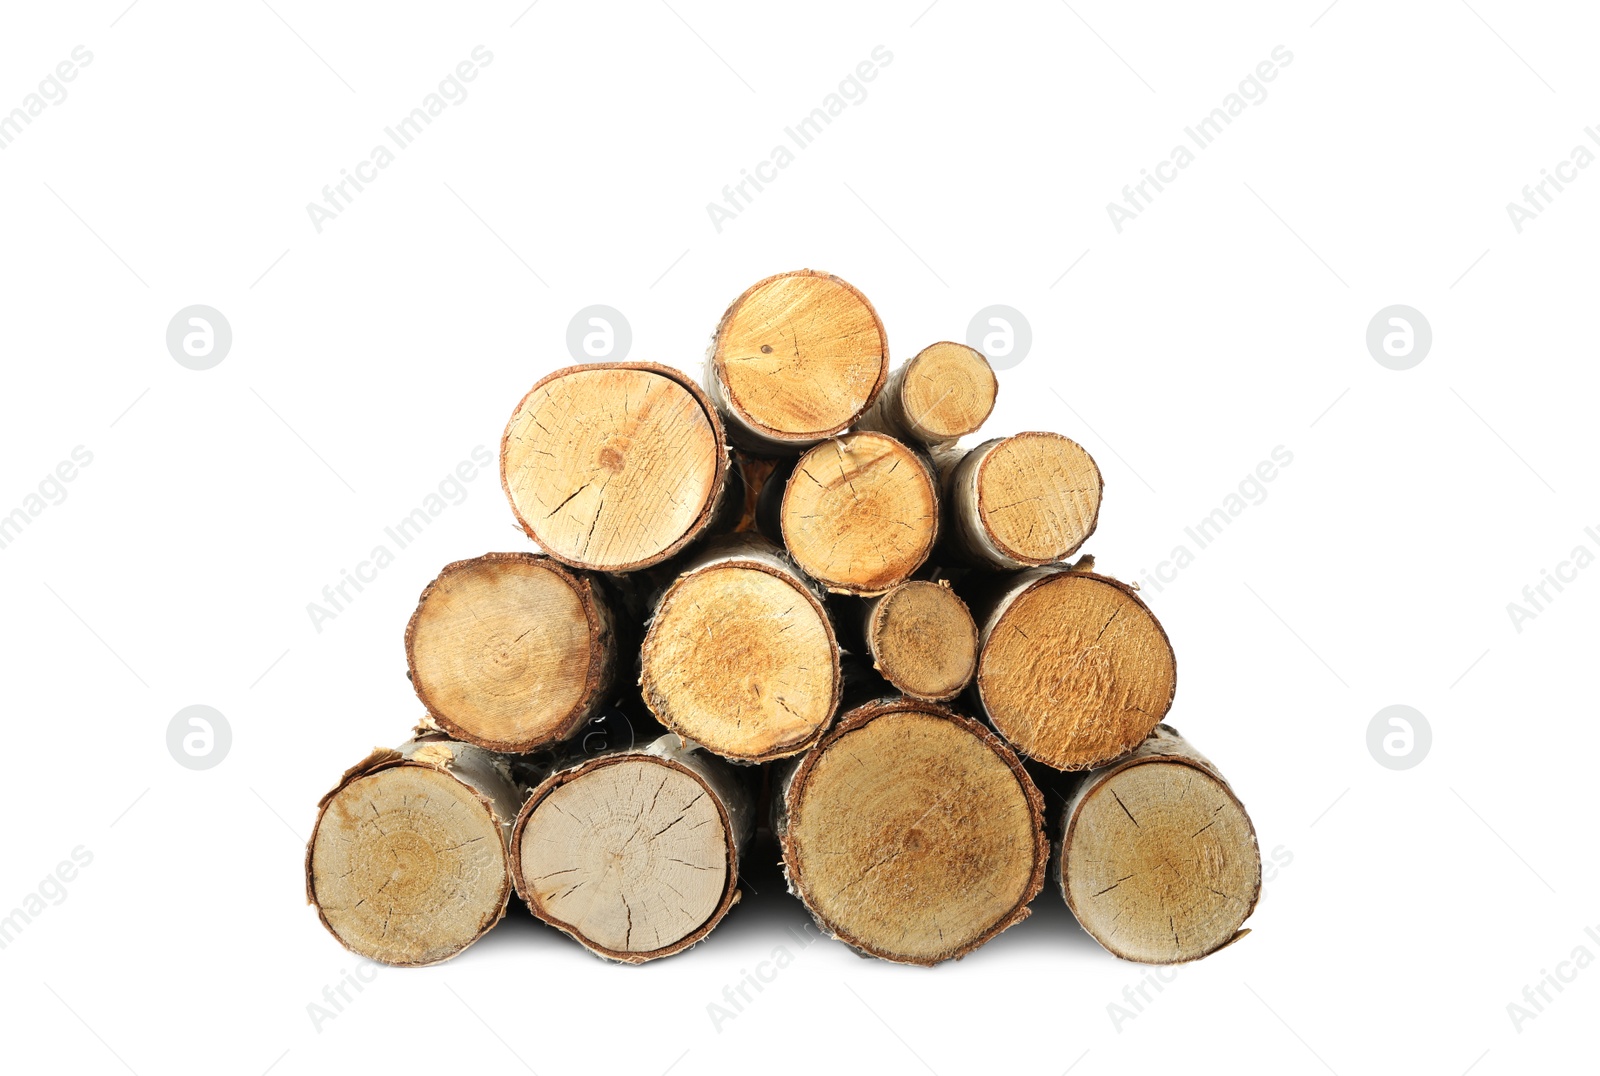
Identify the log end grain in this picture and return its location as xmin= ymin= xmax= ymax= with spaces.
xmin=868 ymin=580 xmax=978 ymax=701
xmin=977 ymin=570 xmax=1175 ymax=769
xmin=976 ymin=432 xmax=1102 ymax=565
xmin=780 ymin=700 xmax=1047 ymax=966
xmin=306 ymin=745 xmax=513 ymax=967
xmin=641 ymin=556 xmax=839 ymax=762
xmin=405 ymin=552 xmax=615 ymax=753
xmin=710 ymin=270 xmax=888 ymax=448
xmin=780 ymin=431 xmax=937 ymax=595
xmin=511 ymin=752 xmax=741 ymax=962
xmin=501 ymin=362 xmax=727 ymax=571
xmin=1062 ymin=729 xmax=1260 ymax=964
xmin=894 ymin=341 xmax=998 ymax=444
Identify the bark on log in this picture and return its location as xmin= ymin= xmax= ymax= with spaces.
xmin=706 ymin=270 xmax=889 ymax=454
xmin=305 ymin=738 xmax=526 ymax=967
xmin=500 ymin=361 xmax=729 ymax=572
xmin=939 ymin=432 xmax=1103 ymax=570
xmin=778 ymin=431 xmax=938 ymax=595
xmin=1057 ymin=724 xmax=1261 ymax=964
xmin=639 ymin=534 xmax=841 ymax=762
xmin=858 ymin=579 xmax=977 ymax=701
xmin=856 ymin=341 xmax=997 ymax=448
xmin=970 ymin=565 xmax=1175 ymax=770
xmin=510 ymin=733 xmax=755 ymax=963
xmin=774 ymin=698 xmax=1047 ymax=966
xmin=405 ymin=552 xmax=618 ymax=753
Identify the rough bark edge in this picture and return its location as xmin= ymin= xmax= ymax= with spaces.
xmin=639 ymin=533 xmax=843 ymax=763
xmin=941 ymin=433 xmax=1104 ymax=570
xmin=864 ymin=580 xmax=978 ymax=702
xmin=499 ymin=360 xmax=731 ymax=572
xmin=508 ymin=734 xmax=753 ymax=964
xmin=855 ymin=342 xmax=998 ymax=448
xmin=778 ymin=431 xmax=941 ymax=596
xmin=972 ymin=565 xmax=1177 ymax=770
xmin=705 ymin=269 xmax=890 ymax=454
xmin=1056 ymin=723 xmax=1261 ymax=964
xmin=403 ymin=551 xmax=619 ymax=754
xmin=774 ymin=697 xmax=1049 ymax=967
xmin=304 ymin=738 xmax=521 ymax=968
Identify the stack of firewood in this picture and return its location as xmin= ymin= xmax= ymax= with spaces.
xmin=304 ymin=270 xmax=1262 ymax=969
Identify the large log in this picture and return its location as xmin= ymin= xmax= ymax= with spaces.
xmin=939 ymin=432 xmax=1103 ymax=570
xmin=776 ymin=431 xmax=938 ymax=595
xmin=639 ymin=534 xmax=841 ymax=762
xmin=706 ymin=270 xmax=888 ymax=453
xmin=305 ymin=738 xmax=526 ymax=967
xmin=1057 ymin=724 xmax=1261 ymax=964
xmin=405 ymin=552 xmax=618 ymax=753
xmin=510 ymin=734 xmax=754 ymax=963
xmin=500 ymin=361 xmax=729 ymax=572
xmin=774 ymin=698 xmax=1047 ymax=966
xmin=856 ymin=341 xmax=997 ymax=448
xmin=969 ymin=564 xmax=1176 ymax=770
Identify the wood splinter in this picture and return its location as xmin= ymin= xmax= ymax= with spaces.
xmin=1058 ymin=724 xmax=1261 ymax=964
xmin=511 ymin=734 xmax=753 ymax=963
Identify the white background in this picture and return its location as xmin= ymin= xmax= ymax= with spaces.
xmin=1 ymin=1 xmax=1595 ymax=1073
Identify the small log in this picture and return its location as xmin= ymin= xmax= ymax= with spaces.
xmin=940 ymin=432 xmax=1103 ymax=569
xmin=970 ymin=565 xmax=1175 ymax=770
xmin=778 ymin=431 xmax=938 ymax=595
xmin=501 ymin=361 xmax=729 ymax=572
xmin=706 ymin=270 xmax=889 ymax=453
xmin=775 ymin=698 xmax=1047 ymax=966
xmin=405 ymin=552 xmax=618 ymax=753
xmin=856 ymin=341 xmax=997 ymax=448
xmin=1058 ymin=724 xmax=1261 ymax=964
xmin=305 ymin=738 xmax=525 ymax=967
xmin=640 ymin=534 xmax=841 ymax=762
xmin=511 ymin=733 xmax=754 ymax=963
xmin=858 ymin=579 xmax=977 ymax=701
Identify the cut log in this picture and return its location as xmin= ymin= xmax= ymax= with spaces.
xmin=775 ymin=698 xmax=1047 ymax=966
xmin=706 ymin=270 xmax=888 ymax=453
xmin=778 ymin=431 xmax=938 ymax=595
xmin=940 ymin=432 xmax=1103 ymax=570
xmin=405 ymin=552 xmax=618 ymax=753
xmin=511 ymin=734 xmax=754 ymax=962
xmin=859 ymin=579 xmax=977 ymax=701
xmin=1058 ymin=724 xmax=1261 ymax=964
xmin=856 ymin=341 xmax=997 ymax=448
xmin=305 ymin=738 xmax=525 ymax=967
xmin=501 ymin=361 xmax=729 ymax=572
xmin=971 ymin=566 xmax=1175 ymax=770
xmin=640 ymin=534 xmax=841 ymax=762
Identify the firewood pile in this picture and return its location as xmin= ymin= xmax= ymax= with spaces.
xmin=304 ymin=269 xmax=1261 ymax=968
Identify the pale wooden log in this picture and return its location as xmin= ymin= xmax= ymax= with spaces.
xmin=970 ymin=565 xmax=1176 ymax=770
xmin=774 ymin=698 xmax=1047 ymax=966
xmin=405 ymin=552 xmax=618 ymax=753
xmin=639 ymin=534 xmax=841 ymax=762
xmin=1058 ymin=724 xmax=1261 ymax=964
xmin=305 ymin=738 xmax=526 ymax=967
xmin=939 ymin=432 xmax=1103 ymax=570
xmin=705 ymin=270 xmax=889 ymax=454
xmin=777 ymin=431 xmax=938 ymax=595
xmin=510 ymin=733 xmax=754 ymax=963
xmin=858 ymin=579 xmax=977 ymax=701
xmin=501 ymin=361 xmax=729 ymax=572
xmin=856 ymin=341 xmax=997 ymax=448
